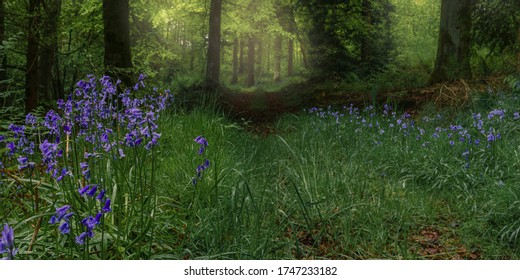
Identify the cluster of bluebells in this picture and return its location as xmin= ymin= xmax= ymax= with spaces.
xmin=49 ymin=185 xmax=111 ymax=245
xmin=192 ymin=136 xmax=210 ymax=186
xmin=0 ymin=223 xmax=17 ymax=260
xmin=306 ymin=104 xmax=518 ymax=169
xmin=1 ymin=74 xmax=171 ymax=183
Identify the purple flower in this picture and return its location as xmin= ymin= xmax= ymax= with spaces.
xmin=102 ymin=198 xmax=112 ymax=213
xmin=75 ymin=232 xmax=88 ymax=245
xmin=59 ymin=222 xmax=70 ymax=234
xmin=488 ymin=109 xmax=505 ymax=120
xmin=87 ymin=185 xmax=98 ymax=197
xmin=49 ymin=205 xmax=74 ymax=236
xmin=17 ymin=156 xmax=28 ymax=169
xmin=194 ymin=136 xmax=208 ymax=147
xmin=6 ymin=142 xmax=15 ymax=155
xmin=78 ymin=185 xmax=90 ymax=196
xmin=25 ymin=113 xmax=37 ymax=126
xmin=81 ymin=216 xmax=99 ymax=231
xmin=97 ymin=189 xmax=106 ymax=201
xmin=56 ymin=205 xmax=71 ymax=216
xmin=0 ymin=223 xmax=17 ymax=260
xmin=118 ymin=148 xmax=126 ymax=158
xmin=487 ymin=132 xmax=496 ymax=142
xmin=55 ymin=167 xmax=71 ymax=182
xmin=94 ymin=212 xmax=103 ymax=223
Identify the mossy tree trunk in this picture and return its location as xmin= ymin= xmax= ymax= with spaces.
xmin=25 ymin=0 xmax=41 ymax=113
xmin=103 ymin=0 xmax=133 ymax=87
xmin=0 ymin=0 xmax=5 ymax=84
xmin=205 ymin=0 xmax=222 ymax=88
xmin=517 ymin=26 xmax=520 ymax=73
xmin=40 ymin=0 xmax=62 ymax=101
xmin=246 ymin=36 xmax=255 ymax=87
xmin=429 ymin=0 xmax=472 ymax=84
xmin=273 ymin=34 xmax=282 ymax=83
xmin=231 ymin=37 xmax=239 ymax=84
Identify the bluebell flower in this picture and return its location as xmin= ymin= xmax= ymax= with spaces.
xmin=87 ymin=185 xmax=98 ymax=197
xmin=58 ymin=222 xmax=70 ymax=234
xmin=102 ymin=198 xmax=112 ymax=213
xmin=25 ymin=113 xmax=37 ymax=126
xmin=0 ymin=223 xmax=17 ymax=260
xmin=54 ymin=205 xmax=71 ymax=221
xmin=49 ymin=205 xmax=74 ymax=237
xmin=75 ymin=232 xmax=88 ymax=245
xmin=17 ymin=156 xmax=28 ymax=170
xmin=6 ymin=142 xmax=15 ymax=155
xmin=97 ymin=189 xmax=106 ymax=201
xmin=488 ymin=109 xmax=505 ymax=120
xmin=94 ymin=212 xmax=103 ymax=223
xmin=78 ymin=185 xmax=90 ymax=196
xmin=81 ymin=216 xmax=99 ymax=231
xmin=487 ymin=132 xmax=496 ymax=142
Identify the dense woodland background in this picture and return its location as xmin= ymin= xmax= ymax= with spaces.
xmin=3 ymin=0 xmax=520 ymax=260
xmin=0 ymin=0 xmax=519 ymax=117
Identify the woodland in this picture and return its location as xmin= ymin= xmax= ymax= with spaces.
xmin=1 ymin=0 xmax=520 ymax=260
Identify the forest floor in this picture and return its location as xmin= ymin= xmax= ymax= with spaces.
xmin=218 ymin=74 xmax=508 ymax=135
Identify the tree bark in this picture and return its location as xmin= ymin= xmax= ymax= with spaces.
xmin=246 ymin=37 xmax=255 ymax=87
xmin=360 ymin=0 xmax=372 ymax=65
xmin=256 ymin=40 xmax=263 ymax=77
xmin=0 ymin=0 xmax=6 ymax=108
xmin=0 ymin=0 xmax=7 ymax=87
xmin=231 ymin=37 xmax=238 ymax=84
xmin=25 ymin=0 xmax=41 ymax=113
xmin=103 ymin=0 xmax=133 ymax=86
xmin=0 ymin=0 xmax=6 ymax=83
xmin=239 ymin=39 xmax=245 ymax=74
xmin=429 ymin=0 xmax=472 ymax=84
xmin=205 ymin=0 xmax=223 ymax=88
xmin=517 ymin=26 xmax=520 ymax=73
xmin=287 ymin=38 xmax=294 ymax=76
xmin=40 ymin=0 xmax=61 ymax=101
xmin=273 ymin=34 xmax=282 ymax=82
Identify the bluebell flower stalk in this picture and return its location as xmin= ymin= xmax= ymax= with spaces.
xmin=0 ymin=224 xmax=17 ymax=260
xmin=192 ymin=136 xmax=211 ymax=186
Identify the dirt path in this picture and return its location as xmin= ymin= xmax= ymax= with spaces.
xmin=218 ymin=75 xmax=507 ymax=125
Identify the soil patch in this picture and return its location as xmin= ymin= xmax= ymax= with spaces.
xmin=217 ymin=75 xmax=508 ymax=125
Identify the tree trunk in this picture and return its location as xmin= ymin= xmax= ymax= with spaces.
xmin=360 ymin=0 xmax=372 ymax=65
xmin=287 ymin=6 xmax=308 ymax=69
xmin=205 ymin=0 xmax=222 ymax=88
xmin=273 ymin=34 xmax=282 ymax=83
xmin=231 ymin=37 xmax=239 ymax=84
xmin=239 ymin=39 xmax=245 ymax=74
xmin=287 ymin=38 xmax=294 ymax=76
xmin=517 ymin=26 xmax=520 ymax=73
xmin=40 ymin=0 xmax=61 ymax=101
xmin=103 ymin=0 xmax=133 ymax=86
xmin=256 ymin=40 xmax=263 ymax=77
xmin=0 ymin=0 xmax=6 ymax=83
xmin=25 ymin=0 xmax=41 ymax=113
xmin=246 ymin=37 xmax=255 ymax=87
xmin=429 ymin=0 xmax=472 ymax=84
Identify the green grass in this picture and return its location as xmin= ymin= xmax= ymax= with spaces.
xmin=4 ymin=82 xmax=520 ymax=259
xmin=147 ymin=89 xmax=520 ymax=259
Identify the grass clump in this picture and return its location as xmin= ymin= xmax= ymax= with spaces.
xmin=4 ymin=77 xmax=520 ymax=259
